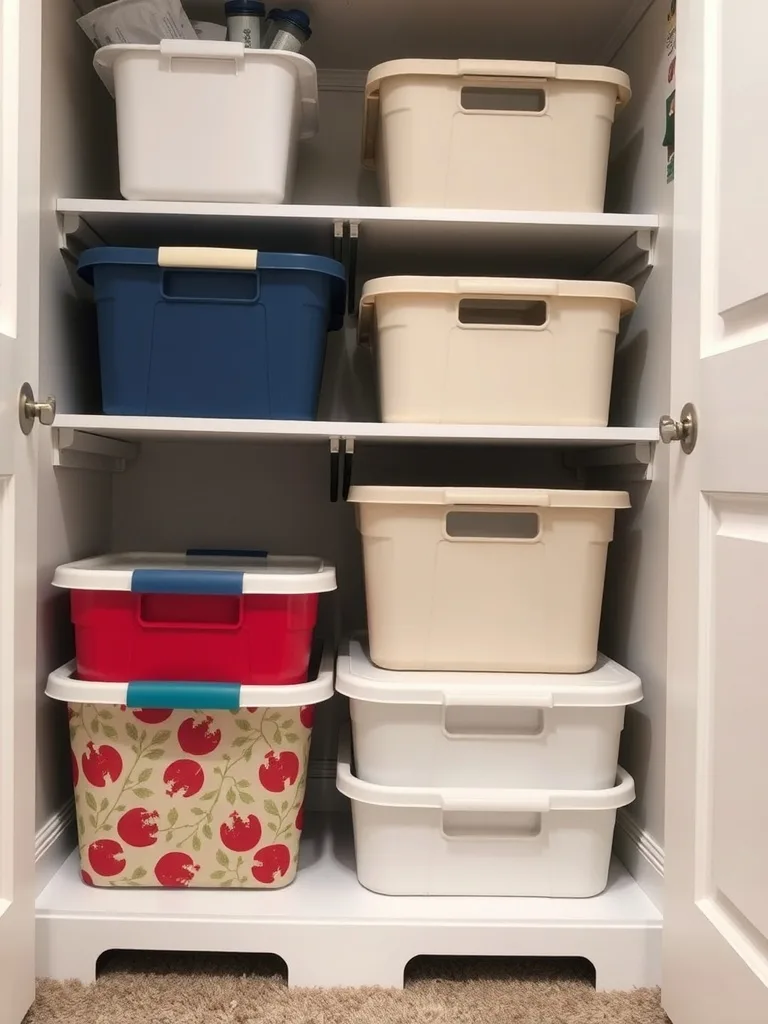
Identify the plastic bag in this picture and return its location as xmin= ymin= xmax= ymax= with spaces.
xmin=77 ymin=0 xmax=198 ymax=47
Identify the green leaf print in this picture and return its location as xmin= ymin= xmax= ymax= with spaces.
xmin=85 ymin=792 xmax=97 ymax=812
xmin=264 ymin=800 xmax=278 ymax=816
xmin=167 ymin=808 xmax=179 ymax=826
xmin=232 ymin=736 xmax=250 ymax=747
xmin=235 ymin=719 xmax=252 ymax=732
xmin=137 ymin=768 xmax=153 ymax=784
xmin=285 ymin=733 xmax=298 ymax=742
xmin=210 ymin=870 xmax=226 ymax=880
xmin=133 ymin=787 xmax=153 ymax=798
xmin=102 ymin=725 xmax=119 ymax=739
xmin=226 ymin=787 xmax=236 ymax=806
xmin=144 ymin=749 xmax=164 ymax=761
xmin=151 ymin=730 xmax=171 ymax=746
xmin=239 ymin=792 xmax=255 ymax=805
xmin=200 ymin=790 xmax=217 ymax=801
xmin=202 ymin=823 xmax=213 ymax=840
xmin=192 ymin=834 xmax=201 ymax=852
xmin=125 ymin=722 xmax=139 ymax=742
xmin=216 ymin=849 xmax=229 ymax=867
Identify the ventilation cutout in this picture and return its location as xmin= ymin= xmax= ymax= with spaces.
xmin=458 ymin=299 xmax=547 ymax=326
xmin=461 ymin=86 xmax=546 ymax=112
xmin=445 ymin=511 xmax=540 ymax=540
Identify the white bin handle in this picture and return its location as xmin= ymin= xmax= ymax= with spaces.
xmin=159 ymin=38 xmax=246 ymax=72
xmin=158 ymin=247 xmax=258 ymax=270
xmin=444 ymin=691 xmax=554 ymax=710
xmin=441 ymin=791 xmax=552 ymax=814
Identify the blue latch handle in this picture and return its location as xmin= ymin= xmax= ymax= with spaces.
xmin=131 ymin=569 xmax=244 ymax=595
xmin=127 ymin=680 xmax=241 ymax=710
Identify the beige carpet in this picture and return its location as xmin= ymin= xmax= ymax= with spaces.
xmin=29 ymin=952 xmax=669 ymax=1023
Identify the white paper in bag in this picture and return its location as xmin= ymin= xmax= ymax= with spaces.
xmin=77 ymin=0 xmax=198 ymax=47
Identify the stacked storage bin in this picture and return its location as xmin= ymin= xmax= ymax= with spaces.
xmin=47 ymin=551 xmax=337 ymax=889
xmin=336 ymin=58 xmax=640 ymax=899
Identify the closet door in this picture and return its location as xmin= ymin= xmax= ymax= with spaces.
xmin=664 ymin=1 xmax=768 ymax=1022
xmin=0 ymin=0 xmax=41 ymax=1020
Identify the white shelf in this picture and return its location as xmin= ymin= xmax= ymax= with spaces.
xmin=36 ymin=814 xmax=661 ymax=989
xmin=54 ymin=416 xmax=660 ymax=447
xmin=57 ymin=199 xmax=658 ymax=277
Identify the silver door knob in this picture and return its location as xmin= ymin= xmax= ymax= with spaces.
xmin=18 ymin=382 xmax=56 ymax=435
xmin=659 ymin=402 xmax=697 ymax=454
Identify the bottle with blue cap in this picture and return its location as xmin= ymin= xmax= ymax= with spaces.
xmin=266 ymin=8 xmax=311 ymax=52
xmin=225 ymin=0 xmax=265 ymax=47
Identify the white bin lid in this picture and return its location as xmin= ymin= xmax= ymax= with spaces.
xmin=337 ymin=638 xmax=642 ymax=709
xmin=46 ymin=647 xmax=334 ymax=709
xmin=347 ymin=486 xmax=630 ymax=510
xmin=53 ymin=551 xmax=337 ymax=595
xmin=337 ymin=730 xmax=636 ymax=812
xmin=360 ymin=276 xmax=636 ymax=314
xmin=93 ymin=42 xmax=319 ymax=138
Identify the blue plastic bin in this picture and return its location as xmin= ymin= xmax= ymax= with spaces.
xmin=77 ymin=247 xmax=346 ymax=419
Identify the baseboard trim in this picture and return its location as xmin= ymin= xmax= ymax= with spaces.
xmin=36 ymin=800 xmax=77 ymax=894
xmin=614 ymin=808 xmax=664 ymax=911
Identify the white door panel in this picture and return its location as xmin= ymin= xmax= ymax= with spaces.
xmin=664 ymin=1 xmax=768 ymax=1021
xmin=0 ymin=0 xmax=41 ymax=1021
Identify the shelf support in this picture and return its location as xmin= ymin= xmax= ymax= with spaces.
xmin=590 ymin=228 xmax=656 ymax=285
xmin=565 ymin=441 xmax=655 ymax=484
xmin=346 ymin=222 xmax=359 ymax=315
xmin=53 ymin=428 xmax=139 ymax=473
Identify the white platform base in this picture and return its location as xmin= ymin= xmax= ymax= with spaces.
xmin=36 ymin=815 xmax=661 ymax=990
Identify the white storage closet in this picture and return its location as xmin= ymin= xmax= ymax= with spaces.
xmin=28 ymin=0 xmax=673 ymax=997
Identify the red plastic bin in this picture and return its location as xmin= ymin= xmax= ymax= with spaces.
xmin=53 ymin=552 xmax=337 ymax=685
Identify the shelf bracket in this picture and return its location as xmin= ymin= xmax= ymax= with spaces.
xmin=332 ymin=220 xmax=344 ymax=265
xmin=590 ymin=228 xmax=657 ymax=285
xmin=346 ymin=221 xmax=359 ymax=315
xmin=329 ymin=435 xmax=356 ymax=501
xmin=53 ymin=428 xmax=139 ymax=473
xmin=57 ymin=213 xmax=108 ymax=264
xmin=342 ymin=437 xmax=355 ymax=500
xmin=565 ymin=440 xmax=655 ymax=484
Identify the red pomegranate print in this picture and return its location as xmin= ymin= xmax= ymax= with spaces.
xmin=154 ymin=851 xmax=200 ymax=888
xmin=251 ymin=844 xmax=291 ymax=884
xmin=163 ymin=759 xmax=204 ymax=798
xmin=71 ymin=750 xmax=79 ymax=786
xmin=300 ymin=705 xmax=315 ymax=729
xmin=295 ymin=801 xmax=304 ymax=832
xmin=133 ymin=708 xmax=173 ymax=724
xmin=177 ymin=715 xmax=221 ymax=755
xmin=81 ymin=742 xmax=123 ymax=788
xmin=117 ymin=807 xmax=159 ymax=848
xmin=220 ymin=812 xmax=262 ymax=852
xmin=88 ymin=839 xmax=126 ymax=877
xmin=80 ymin=870 xmax=94 ymax=886
xmin=258 ymin=751 xmax=300 ymax=793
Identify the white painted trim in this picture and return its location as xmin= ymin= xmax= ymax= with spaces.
xmin=35 ymin=800 xmax=76 ymax=895
xmin=318 ymin=69 xmax=367 ymax=92
xmin=613 ymin=809 xmax=664 ymax=911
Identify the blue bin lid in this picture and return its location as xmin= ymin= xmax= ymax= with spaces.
xmin=78 ymin=247 xmax=347 ymax=330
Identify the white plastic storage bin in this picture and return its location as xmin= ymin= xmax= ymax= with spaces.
xmin=337 ymin=734 xmax=635 ymax=897
xmin=362 ymin=59 xmax=630 ymax=211
xmin=93 ymin=42 xmax=318 ymax=202
xmin=359 ymin=277 xmax=636 ymax=426
xmin=349 ymin=486 xmax=630 ymax=673
xmin=336 ymin=638 xmax=642 ymax=789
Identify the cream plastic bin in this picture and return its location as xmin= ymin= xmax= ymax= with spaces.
xmin=349 ymin=486 xmax=630 ymax=673
xmin=359 ymin=277 xmax=636 ymax=426
xmin=337 ymin=638 xmax=642 ymax=789
xmin=362 ymin=59 xmax=631 ymax=210
xmin=337 ymin=733 xmax=635 ymax=897
xmin=93 ymin=42 xmax=318 ymax=202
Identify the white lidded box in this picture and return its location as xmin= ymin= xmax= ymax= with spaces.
xmin=359 ymin=276 xmax=636 ymax=426
xmin=337 ymin=638 xmax=642 ymax=790
xmin=349 ymin=486 xmax=630 ymax=673
xmin=362 ymin=59 xmax=630 ymax=211
xmin=47 ymin=648 xmax=334 ymax=889
xmin=93 ymin=42 xmax=318 ymax=202
xmin=337 ymin=732 xmax=635 ymax=897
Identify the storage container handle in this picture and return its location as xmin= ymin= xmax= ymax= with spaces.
xmin=357 ymin=294 xmax=375 ymax=345
xmin=444 ymin=488 xmax=551 ymax=507
xmin=158 ymin=247 xmax=258 ymax=271
xmin=456 ymin=278 xmax=558 ymax=298
xmin=126 ymin=680 xmax=241 ymax=710
xmin=443 ymin=691 xmax=555 ymax=710
xmin=456 ymin=59 xmax=558 ymax=80
xmin=159 ymin=38 xmax=246 ymax=71
xmin=441 ymin=791 xmax=552 ymax=814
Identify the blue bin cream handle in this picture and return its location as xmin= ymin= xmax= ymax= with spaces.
xmin=158 ymin=247 xmax=258 ymax=270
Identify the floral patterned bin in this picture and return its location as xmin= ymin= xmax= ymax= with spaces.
xmin=46 ymin=650 xmax=333 ymax=889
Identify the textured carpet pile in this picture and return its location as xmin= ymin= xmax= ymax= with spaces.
xmin=29 ymin=952 xmax=669 ymax=1023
